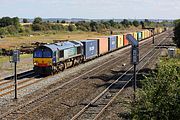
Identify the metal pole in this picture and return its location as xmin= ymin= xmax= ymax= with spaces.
xmin=133 ymin=64 xmax=136 ymax=100
xmin=14 ymin=62 xmax=17 ymax=99
xmin=152 ymin=30 xmax=155 ymax=44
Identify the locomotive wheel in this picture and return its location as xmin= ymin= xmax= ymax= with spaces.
xmin=58 ymin=62 xmax=65 ymax=71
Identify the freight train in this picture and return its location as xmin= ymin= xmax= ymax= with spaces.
xmin=33 ymin=28 xmax=165 ymax=75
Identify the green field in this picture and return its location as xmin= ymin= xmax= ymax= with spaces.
xmin=0 ymin=54 xmax=32 ymax=70
xmin=0 ymin=27 xmax=142 ymax=49
xmin=0 ymin=31 xmax=106 ymax=49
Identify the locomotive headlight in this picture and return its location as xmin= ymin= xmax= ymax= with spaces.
xmin=34 ymin=62 xmax=38 ymax=65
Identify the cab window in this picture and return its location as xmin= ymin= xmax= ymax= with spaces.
xmin=59 ymin=50 xmax=64 ymax=58
xmin=43 ymin=49 xmax=52 ymax=58
xmin=34 ymin=49 xmax=42 ymax=58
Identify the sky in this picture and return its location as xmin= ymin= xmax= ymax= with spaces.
xmin=0 ymin=0 xmax=180 ymax=19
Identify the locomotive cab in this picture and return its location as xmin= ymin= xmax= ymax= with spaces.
xmin=33 ymin=41 xmax=84 ymax=75
xmin=33 ymin=46 xmax=54 ymax=75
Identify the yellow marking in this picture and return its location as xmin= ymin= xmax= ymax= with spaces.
xmin=33 ymin=58 xmax=52 ymax=65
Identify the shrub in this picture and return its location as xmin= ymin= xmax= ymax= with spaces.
xmin=132 ymin=58 xmax=180 ymax=120
xmin=133 ymin=20 xmax=140 ymax=27
xmin=68 ymin=25 xmax=76 ymax=31
xmin=0 ymin=27 xmax=8 ymax=35
xmin=174 ymin=19 xmax=180 ymax=48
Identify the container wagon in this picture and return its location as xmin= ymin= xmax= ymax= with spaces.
xmin=108 ymin=36 xmax=117 ymax=51
xmin=81 ymin=40 xmax=98 ymax=60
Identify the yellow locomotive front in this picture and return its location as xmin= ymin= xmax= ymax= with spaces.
xmin=33 ymin=46 xmax=53 ymax=75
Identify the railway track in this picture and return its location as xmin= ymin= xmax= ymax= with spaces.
xmin=0 ymin=32 xmax=165 ymax=98
xmin=0 ymin=69 xmax=34 ymax=82
xmin=0 ymin=31 xmax=171 ymax=119
xmin=93 ymin=41 xmax=168 ymax=120
xmin=0 ymin=70 xmax=35 ymax=88
xmin=0 ymin=70 xmax=39 ymax=97
xmin=71 ymin=39 xmax=165 ymax=120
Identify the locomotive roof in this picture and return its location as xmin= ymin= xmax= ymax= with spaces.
xmin=42 ymin=41 xmax=82 ymax=52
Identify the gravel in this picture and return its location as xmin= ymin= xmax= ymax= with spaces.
xmin=0 ymin=32 xmax=168 ymax=117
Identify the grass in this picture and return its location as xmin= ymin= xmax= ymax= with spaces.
xmin=0 ymin=31 xmax=106 ymax=49
xmin=0 ymin=27 xmax=144 ymax=49
xmin=0 ymin=54 xmax=32 ymax=71
xmin=0 ymin=54 xmax=32 ymax=68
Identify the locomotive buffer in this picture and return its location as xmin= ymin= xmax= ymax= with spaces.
xmin=126 ymin=34 xmax=139 ymax=100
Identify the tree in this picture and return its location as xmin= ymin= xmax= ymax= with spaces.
xmin=140 ymin=21 xmax=145 ymax=28
xmin=102 ymin=21 xmax=111 ymax=29
xmin=144 ymin=19 xmax=151 ymax=27
xmin=33 ymin=17 xmax=43 ymax=24
xmin=23 ymin=18 xmax=28 ymax=23
xmin=144 ymin=19 xmax=150 ymax=23
xmin=61 ymin=20 xmax=66 ymax=23
xmin=121 ymin=19 xmax=130 ymax=27
xmin=0 ymin=17 xmax=19 ymax=27
xmin=173 ymin=19 xmax=180 ymax=48
xmin=109 ymin=20 xmax=116 ymax=27
xmin=90 ymin=21 xmax=98 ymax=31
xmin=133 ymin=20 xmax=139 ymax=27
xmin=57 ymin=20 xmax=60 ymax=23
xmin=12 ymin=17 xmax=20 ymax=26
xmin=0 ymin=17 xmax=12 ymax=27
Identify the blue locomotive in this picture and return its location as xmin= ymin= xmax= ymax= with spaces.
xmin=33 ymin=40 xmax=98 ymax=75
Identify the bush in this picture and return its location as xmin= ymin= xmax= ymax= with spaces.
xmin=132 ymin=58 xmax=180 ymax=120
xmin=68 ymin=25 xmax=76 ymax=31
xmin=133 ymin=20 xmax=140 ymax=27
xmin=32 ymin=24 xmax=43 ymax=31
xmin=0 ymin=27 xmax=8 ymax=35
xmin=174 ymin=19 xmax=180 ymax=48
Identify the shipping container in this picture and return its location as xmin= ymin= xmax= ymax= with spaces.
xmin=81 ymin=40 xmax=98 ymax=59
xmin=114 ymin=35 xmax=123 ymax=48
xmin=133 ymin=32 xmax=138 ymax=40
xmin=155 ymin=28 xmax=158 ymax=35
xmin=146 ymin=30 xmax=151 ymax=38
xmin=123 ymin=34 xmax=129 ymax=46
xmin=154 ymin=28 xmax=163 ymax=34
xmin=148 ymin=30 xmax=152 ymax=37
xmin=144 ymin=30 xmax=148 ymax=38
xmin=88 ymin=37 xmax=108 ymax=55
xmin=137 ymin=32 xmax=142 ymax=41
xmin=108 ymin=36 xmax=117 ymax=51
xmin=149 ymin=30 xmax=152 ymax=37
xmin=141 ymin=31 xmax=145 ymax=39
xmin=159 ymin=28 xmax=163 ymax=33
